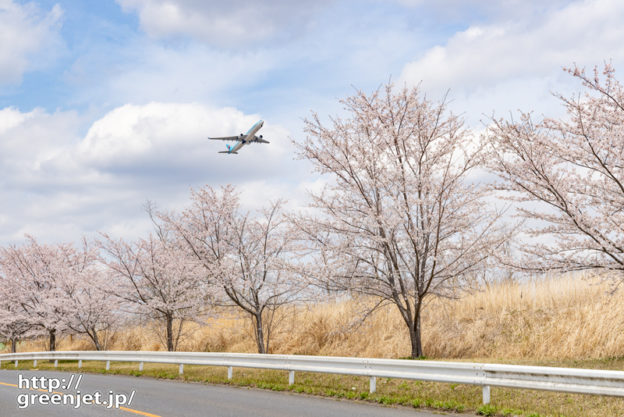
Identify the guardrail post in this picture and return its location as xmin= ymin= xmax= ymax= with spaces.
xmin=78 ymin=359 xmax=82 ymax=368
xmin=139 ymin=362 xmax=144 ymax=371
xmin=288 ymin=371 xmax=295 ymax=385
xmin=54 ymin=360 xmax=58 ymax=368
xmin=33 ymin=359 xmax=37 ymax=367
xmin=227 ymin=366 xmax=233 ymax=380
xmin=14 ymin=360 xmax=18 ymax=368
xmin=369 ymin=376 xmax=376 ymax=393
xmin=105 ymin=360 xmax=110 ymax=371
xmin=179 ymin=364 xmax=184 ymax=375
xmin=482 ymin=385 xmax=491 ymax=404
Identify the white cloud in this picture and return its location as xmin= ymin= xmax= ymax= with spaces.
xmin=66 ymin=41 xmax=277 ymax=108
xmin=0 ymin=107 xmax=28 ymax=134
xmin=74 ymin=102 xmax=291 ymax=178
xmin=0 ymin=0 xmax=63 ymax=85
xmin=399 ymin=0 xmax=624 ymax=123
xmin=0 ymin=103 xmax=306 ymax=245
xmin=116 ymin=0 xmax=330 ymax=46
xmin=401 ymin=0 xmax=624 ymax=91
xmin=394 ymin=0 xmax=571 ymax=19
xmin=64 ymin=2 xmax=422 ymax=122
xmin=0 ymin=107 xmax=81 ymax=185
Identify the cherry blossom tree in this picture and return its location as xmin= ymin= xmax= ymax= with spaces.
xmin=161 ymin=186 xmax=304 ymax=354
xmin=53 ymin=241 xmax=120 ymax=351
xmin=294 ymin=84 xmax=508 ymax=358
xmin=0 ymin=259 xmax=30 ymax=353
xmin=0 ymin=237 xmax=69 ymax=351
xmin=486 ymin=64 xmax=624 ymax=276
xmin=0 ymin=237 xmax=118 ymax=351
xmin=99 ymin=228 xmax=207 ymax=352
xmin=0 ymin=297 xmax=31 ymax=353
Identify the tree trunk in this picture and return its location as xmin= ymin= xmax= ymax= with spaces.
xmin=409 ymin=303 xmax=424 ymax=358
xmin=165 ymin=314 xmax=174 ymax=352
xmin=253 ymin=313 xmax=266 ymax=354
xmin=10 ymin=338 xmax=17 ymax=353
xmin=88 ymin=328 xmax=102 ymax=351
xmin=403 ymin=300 xmax=424 ymax=359
xmin=49 ymin=329 xmax=56 ymax=352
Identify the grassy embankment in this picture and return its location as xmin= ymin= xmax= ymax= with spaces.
xmin=3 ymin=274 xmax=624 ymax=416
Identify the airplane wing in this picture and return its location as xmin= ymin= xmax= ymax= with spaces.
xmin=255 ymin=138 xmax=270 ymax=144
xmin=208 ymin=136 xmax=240 ymax=141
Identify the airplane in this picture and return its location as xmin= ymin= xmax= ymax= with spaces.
xmin=208 ymin=120 xmax=269 ymax=154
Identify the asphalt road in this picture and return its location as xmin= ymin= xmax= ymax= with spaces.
xmin=0 ymin=370 xmax=447 ymax=417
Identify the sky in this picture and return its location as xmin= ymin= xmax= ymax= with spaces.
xmin=1 ymin=0 xmax=623 ymax=245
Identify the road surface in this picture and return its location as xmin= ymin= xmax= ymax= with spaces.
xmin=0 ymin=370 xmax=449 ymax=417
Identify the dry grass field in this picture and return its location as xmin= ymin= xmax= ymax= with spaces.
xmin=14 ymin=273 xmax=624 ymax=361
xmin=5 ymin=274 xmax=624 ymax=416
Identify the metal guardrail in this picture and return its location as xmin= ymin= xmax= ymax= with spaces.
xmin=2 ymin=351 xmax=624 ymax=404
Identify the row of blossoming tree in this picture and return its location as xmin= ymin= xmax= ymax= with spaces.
xmin=1 ymin=65 xmax=623 ymax=358
xmin=0 ymin=190 xmax=302 ymax=354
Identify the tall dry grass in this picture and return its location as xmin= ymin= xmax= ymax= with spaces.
xmin=9 ymin=274 xmax=624 ymax=360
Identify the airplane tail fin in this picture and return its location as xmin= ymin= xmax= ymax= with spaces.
xmin=218 ymin=144 xmax=238 ymax=154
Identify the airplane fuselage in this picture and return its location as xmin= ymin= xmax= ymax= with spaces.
xmin=229 ymin=120 xmax=264 ymax=153
xmin=210 ymin=119 xmax=268 ymax=154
